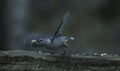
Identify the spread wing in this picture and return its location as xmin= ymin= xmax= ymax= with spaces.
xmin=51 ymin=11 xmax=70 ymax=41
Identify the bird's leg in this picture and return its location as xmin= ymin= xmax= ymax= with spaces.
xmin=63 ymin=42 xmax=73 ymax=52
xmin=62 ymin=42 xmax=73 ymax=56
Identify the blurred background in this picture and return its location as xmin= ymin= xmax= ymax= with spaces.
xmin=1 ymin=0 xmax=120 ymax=54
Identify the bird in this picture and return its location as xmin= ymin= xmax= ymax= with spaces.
xmin=24 ymin=11 xmax=74 ymax=55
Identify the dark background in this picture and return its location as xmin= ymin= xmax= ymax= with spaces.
xmin=1 ymin=0 xmax=120 ymax=54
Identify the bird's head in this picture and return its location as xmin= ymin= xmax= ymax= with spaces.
xmin=31 ymin=38 xmax=51 ymax=47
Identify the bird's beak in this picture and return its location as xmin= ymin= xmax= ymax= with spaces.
xmin=32 ymin=39 xmax=37 ymax=43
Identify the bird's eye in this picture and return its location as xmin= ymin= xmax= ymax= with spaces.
xmin=38 ymin=39 xmax=43 ymax=42
xmin=40 ymin=40 xmax=43 ymax=41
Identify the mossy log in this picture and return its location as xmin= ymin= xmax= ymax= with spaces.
xmin=0 ymin=50 xmax=120 ymax=71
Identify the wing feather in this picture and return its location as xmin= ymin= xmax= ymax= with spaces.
xmin=52 ymin=11 xmax=70 ymax=41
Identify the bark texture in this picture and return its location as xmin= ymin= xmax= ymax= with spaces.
xmin=0 ymin=50 xmax=120 ymax=71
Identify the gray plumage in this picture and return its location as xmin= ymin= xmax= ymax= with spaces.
xmin=24 ymin=11 xmax=74 ymax=52
xmin=51 ymin=11 xmax=70 ymax=41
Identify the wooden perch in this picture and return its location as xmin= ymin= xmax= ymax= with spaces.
xmin=0 ymin=50 xmax=120 ymax=71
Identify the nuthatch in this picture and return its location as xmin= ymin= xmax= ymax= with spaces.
xmin=24 ymin=12 xmax=74 ymax=54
